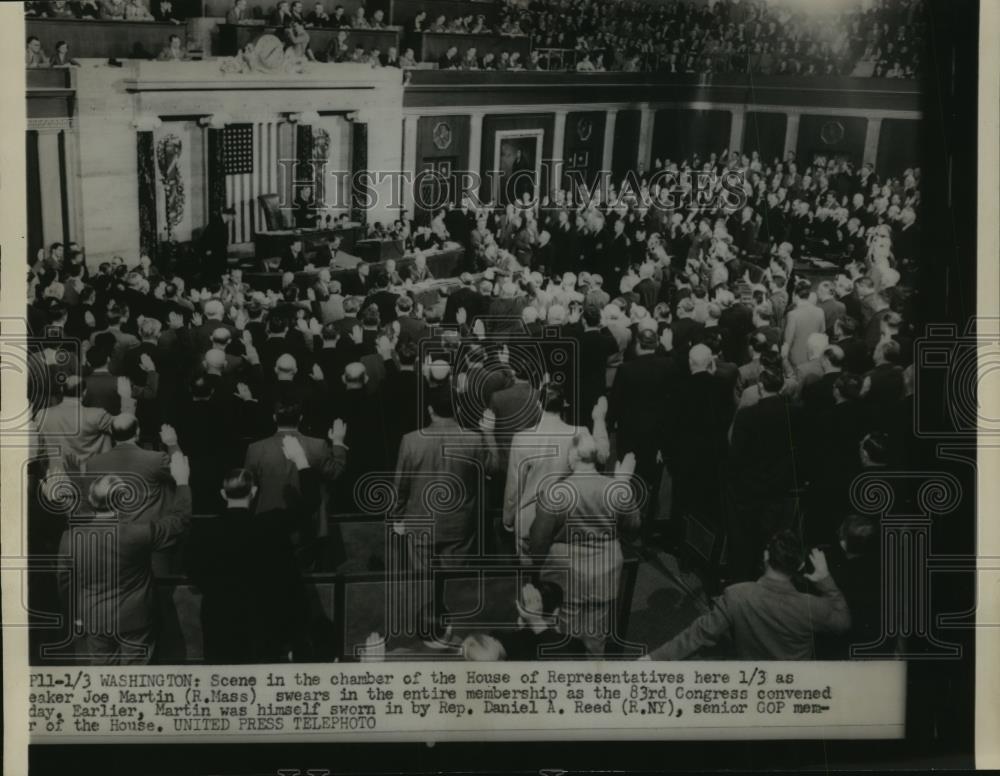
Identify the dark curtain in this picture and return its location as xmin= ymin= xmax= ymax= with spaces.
xmin=26 ymin=130 xmax=43 ymax=262
xmin=207 ymin=127 xmax=226 ymax=216
xmin=350 ymin=121 xmax=368 ymax=225
xmin=136 ymin=130 xmax=158 ymax=261
xmin=295 ymin=123 xmax=314 ymax=185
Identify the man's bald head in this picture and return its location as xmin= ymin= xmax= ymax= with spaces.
xmin=211 ymin=327 xmax=232 ymax=348
xmin=275 ymin=353 xmax=298 ymax=378
xmin=428 ymin=359 xmax=451 ymax=383
xmin=343 ymin=361 xmax=367 ymax=387
xmin=688 ymin=344 xmax=714 ymax=374
xmin=204 ymin=299 xmax=224 ymax=320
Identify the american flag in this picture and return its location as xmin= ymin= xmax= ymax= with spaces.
xmin=224 ymin=121 xmax=284 ymax=244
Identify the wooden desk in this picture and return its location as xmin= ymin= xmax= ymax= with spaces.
xmin=217 ymin=23 xmax=401 ymax=58
xmin=416 ymin=31 xmax=530 ymax=65
xmin=253 ymin=225 xmax=361 ymax=262
xmin=26 ymin=18 xmax=185 ymax=59
xmin=243 ymin=246 xmax=465 ymax=291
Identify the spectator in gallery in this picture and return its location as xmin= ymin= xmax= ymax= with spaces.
xmin=326 ymin=29 xmax=349 ymax=62
xmin=370 ymin=9 xmax=386 ymax=29
xmin=349 ymin=43 xmax=366 ymax=63
xmin=641 ymin=530 xmax=851 ymax=661
xmin=398 ymin=47 xmax=417 ymax=67
xmin=307 ymin=1 xmax=330 ymax=27
xmin=438 ymin=45 xmax=459 ymax=70
xmin=382 ymin=46 xmax=400 ymax=67
xmin=57 ymin=452 xmax=191 ymax=665
xmin=576 ymin=52 xmax=595 ymax=71
xmin=270 ymin=0 xmax=292 ymax=27
xmin=72 ymin=0 xmax=103 ymax=18
xmin=153 ymin=0 xmax=184 ymax=23
xmin=330 ymin=3 xmax=349 ymax=27
xmin=100 ymin=0 xmax=127 ymax=19
xmin=410 ymin=10 xmax=427 ymax=33
xmin=428 ymin=14 xmax=448 ymax=33
xmin=286 ymin=21 xmax=317 ymax=62
xmin=157 ymin=34 xmax=190 ymax=61
xmin=226 ymin=0 xmax=249 ymax=24
xmin=45 ymin=0 xmax=77 ymax=18
xmin=123 ymin=0 xmax=154 ymax=21
xmin=25 ymin=36 xmax=49 ymax=68
xmin=351 ymin=6 xmax=369 ymax=28
xmin=289 ymin=0 xmax=306 ymax=25
xmin=462 ymin=47 xmax=479 ymax=70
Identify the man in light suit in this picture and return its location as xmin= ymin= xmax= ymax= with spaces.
xmin=393 ymin=391 xmax=497 ymax=570
xmin=503 ymin=387 xmax=610 ymax=557
xmin=36 ymin=375 xmax=119 ymax=469
xmin=58 ymin=451 xmax=192 ymax=664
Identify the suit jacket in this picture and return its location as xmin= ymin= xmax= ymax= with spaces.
xmin=37 ymin=398 xmax=113 ymax=467
xmin=244 ymin=430 xmax=344 ymax=514
xmin=490 ymin=381 xmax=542 ymax=472
xmin=394 ymin=418 xmax=494 ymax=557
xmin=649 ymin=574 xmax=850 ymax=660
xmin=783 ymin=301 xmax=826 ymax=367
xmin=608 ymin=353 xmax=675 ymax=453
xmin=83 ymin=371 xmax=121 ymax=415
xmin=729 ymin=394 xmax=800 ymax=497
xmin=85 ymin=442 xmax=174 ymax=523
xmin=59 ymin=486 xmax=191 ymax=634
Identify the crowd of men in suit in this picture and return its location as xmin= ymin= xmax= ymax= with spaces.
xmin=26 ymin=143 xmax=918 ymax=665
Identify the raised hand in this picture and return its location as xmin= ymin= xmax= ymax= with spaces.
xmin=139 ymin=353 xmax=156 ymax=373
xmin=479 ymin=408 xmax=496 ymax=435
xmin=803 ymin=548 xmax=830 ymax=583
xmin=591 ymin=395 xmax=608 ymax=422
xmin=359 ymin=632 xmax=385 ymax=663
xmin=116 ymin=376 xmax=132 ymax=399
xmin=159 ymin=423 xmax=179 ymax=448
xmin=456 ymin=306 xmax=467 ymax=325
xmin=614 ymin=452 xmax=637 ymax=479
xmin=329 ymin=418 xmax=347 ymax=446
xmin=234 ymin=382 xmax=254 ymax=402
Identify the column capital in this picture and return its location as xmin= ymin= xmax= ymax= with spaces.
xmin=132 ymin=114 xmax=162 ymax=132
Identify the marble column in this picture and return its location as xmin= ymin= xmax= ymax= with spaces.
xmin=601 ymin=108 xmax=618 ymax=182
xmin=36 ymin=129 xmax=65 ymax=249
xmin=401 ymin=114 xmax=419 ymax=217
xmin=729 ymin=107 xmax=746 ymax=155
xmin=467 ymin=111 xmax=484 ymax=205
xmin=783 ymin=112 xmax=801 ymax=161
xmin=863 ymin=117 xmax=883 ymax=168
xmin=637 ymin=103 xmax=654 ymax=175
xmin=551 ymin=109 xmax=568 ymax=195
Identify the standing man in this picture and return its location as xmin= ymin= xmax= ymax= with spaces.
xmin=200 ymin=206 xmax=235 ymax=285
xmin=58 ymin=452 xmax=192 ymax=664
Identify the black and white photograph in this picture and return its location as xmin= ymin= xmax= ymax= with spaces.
xmin=4 ymin=0 xmax=996 ymax=772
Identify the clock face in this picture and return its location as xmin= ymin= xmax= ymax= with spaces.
xmin=432 ymin=121 xmax=453 ymax=150
xmin=820 ymin=120 xmax=846 ymax=145
xmin=576 ymin=117 xmax=593 ymax=142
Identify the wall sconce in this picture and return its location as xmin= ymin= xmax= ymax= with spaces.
xmin=288 ymin=111 xmax=320 ymax=124
xmin=345 ymin=111 xmax=359 ymax=122
xmin=132 ymin=115 xmax=162 ymax=131
xmin=198 ymin=113 xmax=230 ymax=130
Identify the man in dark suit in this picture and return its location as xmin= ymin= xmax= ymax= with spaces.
xmin=443 ymin=273 xmax=486 ymax=324
xmin=192 ymin=299 xmax=239 ymax=356
xmin=607 ymin=326 xmax=675 ymax=537
xmin=280 ymin=238 xmax=309 ymax=273
xmin=728 ymin=365 xmax=802 ymax=581
xmin=489 ymin=356 xmax=542 ymax=476
xmin=361 ymin=268 xmax=400 ymax=324
xmin=82 ymin=345 xmax=122 ymax=415
xmin=666 ymin=343 xmax=732 ymax=546
xmin=58 ymin=452 xmax=191 ymax=664
xmin=394 ymin=295 xmax=430 ymax=347
xmin=243 ymin=402 xmax=346 ymax=514
xmin=199 ymin=207 xmax=235 ymax=285
xmin=85 ymin=414 xmax=179 ymax=524
xmin=187 ymin=436 xmax=319 ymax=663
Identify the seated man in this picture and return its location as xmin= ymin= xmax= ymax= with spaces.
xmin=642 ymin=530 xmax=851 ymax=660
